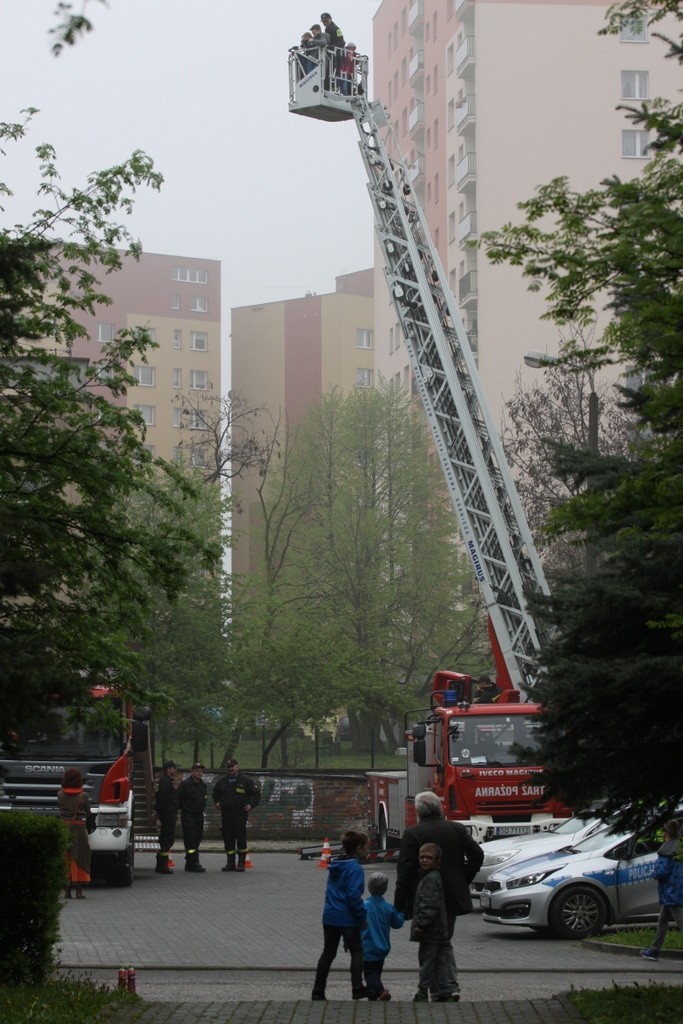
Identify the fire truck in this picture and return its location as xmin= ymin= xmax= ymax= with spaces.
xmin=288 ymin=48 xmax=569 ymax=844
xmin=0 ymin=687 xmax=152 ymax=885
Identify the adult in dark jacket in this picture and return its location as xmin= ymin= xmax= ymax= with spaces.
xmin=212 ymin=759 xmax=261 ymax=871
xmin=394 ymin=790 xmax=483 ymax=998
xmin=320 ymin=12 xmax=345 ymax=89
xmin=641 ymin=818 xmax=683 ymax=960
xmin=154 ymin=760 xmax=179 ymax=874
xmin=178 ymin=762 xmax=208 ymax=873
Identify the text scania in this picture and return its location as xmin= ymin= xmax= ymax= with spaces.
xmin=475 ymin=784 xmax=546 ymax=798
xmin=26 ymin=765 xmax=66 ymax=773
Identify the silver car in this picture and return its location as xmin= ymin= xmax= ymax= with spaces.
xmin=480 ymin=821 xmax=674 ymax=939
xmin=471 ymin=811 xmax=607 ymax=897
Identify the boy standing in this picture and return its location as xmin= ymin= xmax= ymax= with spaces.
xmin=362 ymin=872 xmax=404 ymax=1001
xmin=312 ymin=829 xmax=369 ymax=1001
xmin=410 ymin=843 xmax=455 ymax=1003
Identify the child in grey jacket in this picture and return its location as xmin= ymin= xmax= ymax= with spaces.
xmin=410 ymin=843 xmax=456 ymax=1002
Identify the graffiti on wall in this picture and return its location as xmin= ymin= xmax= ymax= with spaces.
xmin=258 ymin=776 xmax=314 ymax=827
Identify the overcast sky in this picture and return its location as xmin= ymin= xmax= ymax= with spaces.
xmin=1 ymin=1 xmax=381 ymax=319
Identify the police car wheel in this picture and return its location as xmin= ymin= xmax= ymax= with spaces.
xmin=548 ymin=885 xmax=607 ymax=940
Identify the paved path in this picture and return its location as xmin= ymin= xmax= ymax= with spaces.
xmin=57 ymin=852 xmax=682 ymax=1024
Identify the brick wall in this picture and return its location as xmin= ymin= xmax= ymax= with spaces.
xmin=175 ymin=770 xmax=371 ymax=841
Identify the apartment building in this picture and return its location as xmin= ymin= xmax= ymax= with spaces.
xmin=372 ymin=0 xmax=680 ymax=422
xmin=230 ymin=269 xmax=374 ymax=574
xmin=69 ymin=250 xmax=221 ymax=465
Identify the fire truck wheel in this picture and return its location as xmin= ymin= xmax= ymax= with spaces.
xmin=547 ymin=885 xmax=607 ymax=940
xmin=107 ymin=829 xmax=135 ymax=887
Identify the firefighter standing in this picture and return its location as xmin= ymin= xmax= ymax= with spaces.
xmin=212 ymin=758 xmax=261 ymax=872
xmin=154 ymin=760 xmax=179 ymax=874
xmin=178 ymin=762 xmax=208 ymax=873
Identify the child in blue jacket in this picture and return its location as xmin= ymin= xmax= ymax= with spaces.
xmin=641 ymin=818 xmax=683 ymax=961
xmin=362 ymin=871 xmax=404 ymax=1000
xmin=312 ymin=829 xmax=369 ymax=1000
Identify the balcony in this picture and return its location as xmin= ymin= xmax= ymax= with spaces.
xmin=456 ymin=35 xmax=475 ymax=75
xmin=408 ymin=154 xmax=425 ymax=184
xmin=408 ymin=102 xmax=425 ymax=137
xmin=459 ymin=270 xmax=478 ymax=307
xmin=456 ymin=152 xmax=476 ymax=189
xmin=458 ymin=210 xmax=477 ymax=244
xmin=408 ymin=0 xmax=424 ymax=32
xmin=409 ymin=49 xmax=424 ymax=82
xmin=455 ymin=0 xmax=473 ymax=16
xmin=456 ymin=94 xmax=476 ymax=130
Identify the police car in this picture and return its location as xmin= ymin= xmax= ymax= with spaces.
xmin=480 ymin=817 xmax=680 ymax=939
xmin=471 ymin=809 xmax=607 ymax=898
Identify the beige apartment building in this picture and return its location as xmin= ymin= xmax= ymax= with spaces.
xmin=230 ymin=269 xmax=374 ymax=574
xmin=69 ymin=250 xmax=221 ymax=465
xmin=371 ymin=0 xmax=680 ymax=422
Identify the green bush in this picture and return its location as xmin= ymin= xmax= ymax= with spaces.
xmin=0 ymin=813 xmax=68 ymax=984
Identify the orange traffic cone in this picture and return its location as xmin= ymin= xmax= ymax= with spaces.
xmin=318 ymin=837 xmax=332 ymax=869
xmin=167 ymin=857 xmax=175 ymax=869
xmin=244 ymin=852 xmax=254 ymax=870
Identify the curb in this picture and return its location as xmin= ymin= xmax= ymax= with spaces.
xmin=582 ymin=939 xmax=683 ymax=960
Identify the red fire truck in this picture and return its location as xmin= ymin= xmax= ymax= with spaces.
xmin=288 ymin=48 xmax=570 ymax=845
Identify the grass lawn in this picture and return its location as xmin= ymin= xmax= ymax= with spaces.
xmin=596 ymin=926 xmax=683 ymax=951
xmin=569 ymin=984 xmax=683 ymax=1023
xmin=1 ymin=978 xmax=136 ymax=1024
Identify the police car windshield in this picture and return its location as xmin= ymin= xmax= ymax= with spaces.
xmin=448 ymin=714 xmax=541 ymax=766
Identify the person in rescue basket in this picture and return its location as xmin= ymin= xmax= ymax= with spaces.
xmin=212 ymin=759 xmax=261 ymax=871
xmin=178 ymin=762 xmax=208 ymax=873
xmin=394 ymin=790 xmax=483 ymax=1001
xmin=57 ymin=768 xmax=92 ymax=899
xmin=153 ymin=760 xmax=179 ymax=874
xmin=362 ymin=872 xmax=404 ymax=1001
xmin=320 ymin=13 xmax=344 ymax=90
xmin=641 ymin=818 xmax=683 ymax=961
xmin=312 ymin=829 xmax=369 ymax=1001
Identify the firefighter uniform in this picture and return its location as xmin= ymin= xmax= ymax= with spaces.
xmin=154 ymin=761 xmax=179 ymax=874
xmin=178 ymin=763 xmax=208 ymax=873
xmin=212 ymin=759 xmax=261 ymax=871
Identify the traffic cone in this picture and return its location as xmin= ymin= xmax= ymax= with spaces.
xmin=244 ymin=852 xmax=254 ymax=870
xmin=318 ymin=837 xmax=332 ymax=869
xmin=167 ymin=857 xmax=175 ymax=869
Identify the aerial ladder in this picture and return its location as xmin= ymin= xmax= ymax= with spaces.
xmin=288 ymin=47 xmax=550 ymax=695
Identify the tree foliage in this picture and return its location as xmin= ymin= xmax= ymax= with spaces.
xmin=481 ymin=2 xmax=683 ymax=831
xmin=0 ymin=114 xmax=219 ymax=735
xmin=229 ymin=383 xmax=488 ymax=766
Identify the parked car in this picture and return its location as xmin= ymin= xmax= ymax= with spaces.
xmin=471 ymin=809 xmax=607 ymax=897
xmin=481 ymin=813 xmax=682 ymax=940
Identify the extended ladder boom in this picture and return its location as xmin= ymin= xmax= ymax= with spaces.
xmin=288 ymin=53 xmax=550 ymax=693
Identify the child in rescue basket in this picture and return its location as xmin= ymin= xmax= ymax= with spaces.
xmin=311 ymin=829 xmax=369 ymax=1001
xmin=362 ymin=871 xmax=404 ymax=1001
xmin=410 ymin=843 xmax=456 ymax=1002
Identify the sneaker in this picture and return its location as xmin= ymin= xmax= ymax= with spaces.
xmin=311 ymin=992 xmax=326 ymax=1001
xmin=413 ymin=991 xmax=429 ymax=1002
xmin=640 ymin=948 xmax=659 ymax=961
xmin=378 ymin=990 xmax=391 ymax=1001
xmin=434 ymin=993 xmax=460 ymax=1002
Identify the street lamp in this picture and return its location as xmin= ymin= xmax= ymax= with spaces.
xmin=524 ymin=350 xmax=599 ymax=572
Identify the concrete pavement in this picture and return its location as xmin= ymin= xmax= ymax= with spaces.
xmin=56 ymin=851 xmax=682 ymax=1023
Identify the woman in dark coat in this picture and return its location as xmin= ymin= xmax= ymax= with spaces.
xmin=57 ymin=767 xmax=92 ymax=898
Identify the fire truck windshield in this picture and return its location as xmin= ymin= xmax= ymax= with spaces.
xmin=2 ymin=704 xmax=125 ymax=760
xmin=448 ymin=714 xmax=540 ymax=767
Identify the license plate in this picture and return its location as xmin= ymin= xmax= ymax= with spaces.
xmin=492 ymin=824 xmax=532 ymax=837
xmin=480 ymin=893 xmax=491 ymax=909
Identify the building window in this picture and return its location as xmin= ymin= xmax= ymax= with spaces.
xmin=172 ymin=368 xmax=182 ymax=388
xmin=434 ymin=173 xmax=439 ymax=204
xmin=622 ymin=129 xmax=649 ymax=157
xmin=356 ymin=328 xmax=374 ymax=350
xmin=133 ymin=365 xmax=156 ymax=387
xmin=448 ymin=99 xmax=455 ymax=131
xmin=356 ymin=368 xmax=374 ymax=389
xmin=620 ymin=18 xmax=647 ymax=42
xmin=134 ymin=404 xmax=155 ymax=426
xmin=172 ymin=266 xmax=209 ymax=284
xmin=143 ymin=444 xmax=155 ymax=456
xmin=434 ymin=119 xmax=439 ymax=148
xmin=621 ymin=70 xmax=649 ymax=99
xmin=449 ymin=212 xmax=456 ymax=243
xmin=447 ymin=44 xmax=454 ymax=74
xmin=433 ymin=66 xmax=438 ymax=93
xmin=97 ymin=323 xmax=115 ymax=342
xmin=173 ymin=408 xmax=183 ymax=428
xmin=448 ymin=155 xmax=456 ymax=186
xmin=190 ymin=369 xmax=208 ymax=390
xmin=188 ymin=410 xmax=209 ymax=430
xmin=189 ymin=448 xmax=208 ymax=468
xmin=191 ymin=331 xmax=208 ymax=351
xmin=171 ymin=294 xmax=180 ymax=310
xmin=191 ymin=296 xmax=208 ymax=313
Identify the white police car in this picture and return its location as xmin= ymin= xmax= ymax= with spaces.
xmin=471 ymin=810 xmax=607 ymax=898
xmin=480 ymin=820 xmax=676 ymax=939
